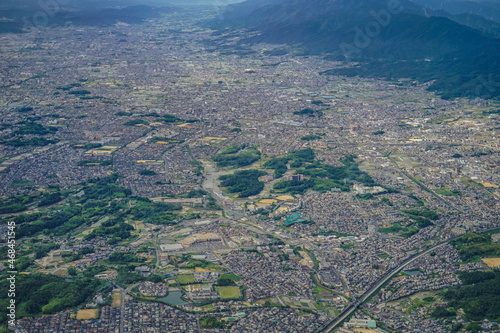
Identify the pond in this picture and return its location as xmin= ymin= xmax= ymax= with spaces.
xmin=158 ymin=291 xmax=188 ymax=306
xmin=404 ymin=270 xmax=422 ymax=276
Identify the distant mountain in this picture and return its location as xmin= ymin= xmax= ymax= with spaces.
xmin=0 ymin=3 xmax=178 ymax=32
xmin=53 ymin=5 xmax=177 ymax=27
xmin=435 ymin=11 xmax=500 ymax=36
xmin=0 ymin=0 xmax=175 ymax=10
xmin=410 ymin=0 xmax=500 ymax=23
xmin=165 ymin=0 xmax=246 ymax=6
xmin=220 ymin=0 xmax=285 ymax=20
xmin=207 ymin=0 xmax=500 ymax=99
xmin=0 ymin=21 xmax=23 ymax=34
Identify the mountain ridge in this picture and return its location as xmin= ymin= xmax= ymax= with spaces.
xmin=0 ymin=3 xmax=178 ymax=32
xmin=206 ymin=0 xmax=500 ymax=99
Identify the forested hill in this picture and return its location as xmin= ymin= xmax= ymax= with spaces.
xmin=207 ymin=0 xmax=500 ymax=100
xmin=410 ymin=0 xmax=500 ymax=23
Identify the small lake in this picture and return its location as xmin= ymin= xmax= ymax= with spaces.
xmin=158 ymin=291 xmax=187 ymax=306
xmin=404 ymin=270 xmax=422 ymax=276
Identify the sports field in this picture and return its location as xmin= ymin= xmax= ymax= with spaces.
xmin=216 ymin=286 xmax=241 ymax=299
xmin=77 ymin=309 xmax=99 ymax=320
xmin=112 ymin=292 xmax=122 ymax=307
xmin=177 ymin=274 xmax=196 ymax=285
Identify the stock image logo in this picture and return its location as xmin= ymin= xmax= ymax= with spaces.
xmin=340 ymin=0 xmax=404 ymax=59
xmin=212 ymin=0 xmax=232 ymax=19
xmin=1 ymin=0 xmax=70 ymax=50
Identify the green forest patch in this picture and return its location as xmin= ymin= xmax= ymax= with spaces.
xmin=213 ymin=145 xmax=261 ymax=168
xmin=433 ymin=270 xmax=500 ymax=322
xmin=451 ymin=232 xmax=500 ymax=262
xmin=266 ymin=150 xmax=375 ymax=194
xmin=2 ymin=175 xmax=183 ymax=243
xmin=218 ymin=170 xmax=267 ymax=197
xmin=219 ymin=273 xmax=241 ymax=282
xmin=9 ymin=180 xmax=34 ymax=188
xmin=0 ymin=274 xmax=102 ymax=326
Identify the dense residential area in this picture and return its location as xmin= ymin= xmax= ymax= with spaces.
xmin=0 ymin=1 xmax=499 ymax=333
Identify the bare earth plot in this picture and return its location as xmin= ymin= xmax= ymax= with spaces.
xmin=112 ymin=292 xmax=122 ymax=307
xmin=76 ymin=309 xmax=99 ymax=320
xmin=481 ymin=258 xmax=500 ymax=268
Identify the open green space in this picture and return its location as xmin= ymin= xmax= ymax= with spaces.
xmin=219 ymin=273 xmax=241 ymax=281
xmin=267 ymin=150 xmax=374 ymax=194
xmin=213 ymin=145 xmax=261 ymax=168
xmin=401 ymin=208 xmax=439 ymax=228
xmin=1 ymin=174 xmax=183 ymax=244
xmin=215 ymin=286 xmax=242 ymax=299
xmin=451 ymin=232 xmax=500 ymax=262
xmin=378 ymin=253 xmax=392 ymax=259
xmin=0 ymin=137 xmax=58 ymax=147
xmin=185 ymin=259 xmax=226 ymax=272
xmin=378 ymin=222 xmax=419 ymax=238
xmin=176 ymin=274 xmax=196 ymax=285
xmin=200 ymin=316 xmax=226 ymax=329
xmin=162 ymin=114 xmax=184 ymax=123
xmin=219 ymin=170 xmax=266 ymax=197
xmin=139 ymin=170 xmax=157 ymax=176
xmin=0 ymin=274 xmax=103 ymax=326
xmin=301 ymin=134 xmax=323 ymax=141
xmin=436 ymin=186 xmax=462 ymax=196
xmin=313 ymin=286 xmax=331 ymax=295
xmin=0 ymin=192 xmax=45 ymax=214
xmin=433 ymin=270 xmax=500 ymax=322
xmin=293 ymin=108 xmax=323 ymax=117
xmin=13 ymin=121 xmax=57 ymax=136
xmin=9 ymin=180 xmax=34 ymax=188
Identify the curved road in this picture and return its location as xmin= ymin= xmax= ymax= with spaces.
xmin=319 ymin=227 xmax=500 ymax=332
xmin=318 ymin=239 xmax=452 ymax=332
xmin=320 ymin=227 xmax=500 ymax=332
xmin=199 ymin=156 xmax=497 ymax=332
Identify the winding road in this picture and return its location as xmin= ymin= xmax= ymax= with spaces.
xmin=318 ymin=239 xmax=451 ymax=332
xmin=318 ymin=226 xmax=499 ymax=332
xmin=196 ymin=154 xmax=499 ymax=333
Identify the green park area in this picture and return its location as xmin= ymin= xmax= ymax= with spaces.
xmin=186 ymin=259 xmax=226 ymax=272
xmin=286 ymin=213 xmax=307 ymax=226
xmin=176 ymin=274 xmax=196 ymax=285
xmin=431 ymin=270 xmax=500 ymax=323
xmin=451 ymin=232 xmax=500 ymax=262
xmin=219 ymin=273 xmax=241 ymax=282
xmin=266 ymin=149 xmax=375 ymax=194
xmin=216 ymin=286 xmax=242 ymax=299
xmin=213 ymin=145 xmax=261 ymax=168
xmin=9 ymin=180 xmax=35 ymax=187
xmin=218 ymin=170 xmax=266 ymax=198
xmin=0 ymin=273 xmax=104 ymax=326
